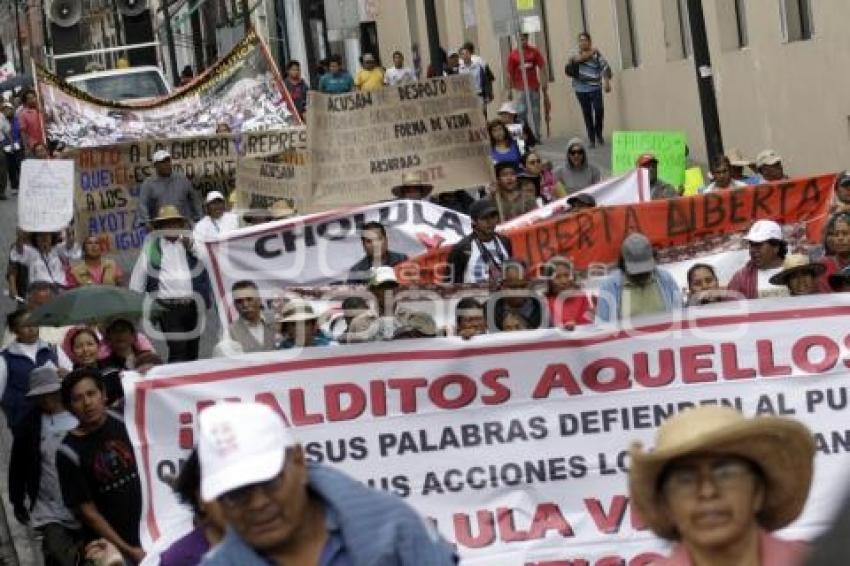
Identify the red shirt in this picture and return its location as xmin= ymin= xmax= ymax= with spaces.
xmin=19 ymin=107 xmax=44 ymax=151
xmin=507 ymin=46 xmax=546 ymax=91
xmin=547 ymin=293 xmax=593 ymax=327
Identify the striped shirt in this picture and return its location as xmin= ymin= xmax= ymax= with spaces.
xmin=569 ymin=49 xmax=612 ymax=93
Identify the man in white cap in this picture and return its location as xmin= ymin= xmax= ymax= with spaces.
xmin=727 ymin=220 xmax=788 ymax=300
xmin=754 ymin=149 xmax=787 ymax=183
xmin=199 ymin=402 xmax=456 ymax=566
xmin=193 ymin=191 xmax=239 ymax=242
xmin=595 ymin=232 xmax=682 ymax=323
xmin=138 ymin=149 xmax=201 ymax=229
xmin=9 ymin=366 xmax=81 ymax=566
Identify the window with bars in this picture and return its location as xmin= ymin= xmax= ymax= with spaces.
xmin=613 ymin=0 xmax=639 ymax=69
xmin=780 ymin=0 xmax=814 ymax=42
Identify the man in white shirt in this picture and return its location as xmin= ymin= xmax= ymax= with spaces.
xmin=384 ymin=51 xmax=417 ymax=86
xmin=130 ymin=205 xmax=212 ymax=362
xmin=193 ymin=191 xmax=239 ymax=243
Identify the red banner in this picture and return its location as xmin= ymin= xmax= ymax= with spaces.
xmin=400 ymin=175 xmax=835 ymax=284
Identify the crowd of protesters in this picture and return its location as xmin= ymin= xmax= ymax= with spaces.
xmin=3 ymin=36 xmax=850 ymax=566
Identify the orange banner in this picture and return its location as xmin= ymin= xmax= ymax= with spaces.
xmin=400 ymin=175 xmax=835 ymax=284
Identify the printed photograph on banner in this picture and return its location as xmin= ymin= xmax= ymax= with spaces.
xmin=37 ymin=30 xmax=299 ymax=148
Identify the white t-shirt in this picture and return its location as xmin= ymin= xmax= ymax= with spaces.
xmin=30 ymin=411 xmax=80 ymax=528
xmin=757 ymin=267 xmax=789 ymax=298
xmin=129 ymin=238 xmax=194 ymax=298
xmin=464 ymin=238 xmax=509 ymax=283
xmin=193 ymin=212 xmax=240 ymax=242
xmin=246 ymin=320 xmax=266 ymax=343
xmin=384 ymin=67 xmax=417 ymax=86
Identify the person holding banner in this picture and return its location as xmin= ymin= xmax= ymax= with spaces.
xmin=755 ymin=149 xmax=788 ymax=183
xmin=447 ymin=198 xmax=512 ymax=284
xmin=129 ymin=206 xmax=212 ymax=362
xmin=275 ymin=300 xmax=334 ymax=349
xmin=197 ymin=402 xmax=457 ymax=566
xmin=629 ymin=405 xmax=813 ymax=566
xmin=454 ymin=297 xmax=487 ymax=339
xmin=542 ymin=257 xmax=594 ymax=328
xmin=194 ymin=192 xmax=240 ymax=242
xmin=818 ymin=211 xmax=850 ymax=291
xmin=595 ymin=233 xmax=682 ymax=323
xmin=138 ymin=150 xmax=202 ymax=228
xmin=727 ymin=220 xmax=789 ymax=300
xmin=637 ymin=154 xmax=680 ymax=200
xmin=768 ymin=254 xmax=825 ymax=297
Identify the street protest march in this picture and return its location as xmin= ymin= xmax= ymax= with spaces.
xmin=305 ymin=75 xmax=494 ymax=210
xmin=36 ymin=29 xmax=299 ymax=148
xmin=124 ymin=294 xmax=850 ymax=564
xmin=400 ymin=174 xmax=834 ymax=284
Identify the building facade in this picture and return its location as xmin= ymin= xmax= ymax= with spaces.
xmin=375 ymin=0 xmax=850 ymax=175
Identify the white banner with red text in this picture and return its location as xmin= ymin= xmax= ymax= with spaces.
xmin=126 ymin=294 xmax=850 ymax=564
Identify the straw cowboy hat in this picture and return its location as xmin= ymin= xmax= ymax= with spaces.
xmin=391 ymin=171 xmax=434 ymax=198
xmin=768 ymin=253 xmax=826 ymax=286
xmin=629 ymin=406 xmax=814 ymax=540
xmin=275 ymin=299 xmax=319 ymax=324
xmin=152 ymin=205 xmax=187 ymax=226
xmin=270 ymin=199 xmax=297 ymax=220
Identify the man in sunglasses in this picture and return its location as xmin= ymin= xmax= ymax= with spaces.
xmin=199 ymin=402 xmax=457 ymax=565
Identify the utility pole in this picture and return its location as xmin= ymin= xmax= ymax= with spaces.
xmin=160 ymin=0 xmax=180 ymax=86
xmin=686 ymin=0 xmax=724 ymax=165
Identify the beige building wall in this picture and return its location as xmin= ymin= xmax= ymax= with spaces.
xmin=375 ymin=0 xmax=850 ymax=175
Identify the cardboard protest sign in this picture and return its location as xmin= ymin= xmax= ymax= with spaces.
xmin=70 ymin=129 xmax=304 ymax=265
xmin=37 ymin=30 xmax=299 ymax=148
xmin=18 ymin=159 xmax=75 ymax=232
xmin=402 ymin=175 xmax=834 ymax=283
xmin=305 ymin=75 xmax=493 ymax=211
xmin=235 ymin=127 xmax=309 ymax=209
xmin=126 ymin=295 xmax=850 ymax=563
xmin=612 ymin=131 xmax=687 ymax=187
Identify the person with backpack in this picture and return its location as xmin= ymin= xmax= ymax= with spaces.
xmin=566 ymin=32 xmax=612 ymax=148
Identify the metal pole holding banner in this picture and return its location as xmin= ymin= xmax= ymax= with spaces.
xmin=508 ymin=0 xmax=537 ymax=140
xmin=160 ymin=0 xmax=180 ymax=87
xmin=686 ymin=0 xmax=724 ymax=166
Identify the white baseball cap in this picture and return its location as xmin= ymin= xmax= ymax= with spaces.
xmin=199 ymin=402 xmax=295 ymax=502
xmin=744 ymin=219 xmax=783 ymax=243
xmin=498 ymin=101 xmax=518 ymax=115
xmin=205 ymin=191 xmax=225 ymax=204
xmin=755 ymin=149 xmax=782 ymax=169
xmin=152 ymin=149 xmax=171 ymax=163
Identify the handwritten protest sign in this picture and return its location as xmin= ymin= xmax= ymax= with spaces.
xmin=402 ymin=175 xmax=834 ymax=283
xmin=126 ymin=295 xmax=850 ymax=563
xmin=18 ymin=159 xmax=75 ymax=232
xmin=305 ymin=75 xmax=493 ymax=211
xmin=37 ymin=30 xmax=299 ymax=148
xmin=612 ymin=131 xmax=687 ymax=187
xmin=235 ymin=127 xmax=309 ymax=210
xmin=69 ymin=129 xmax=304 ymax=266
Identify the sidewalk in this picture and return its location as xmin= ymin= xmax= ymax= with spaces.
xmin=534 ymin=135 xmax=612 ymax=176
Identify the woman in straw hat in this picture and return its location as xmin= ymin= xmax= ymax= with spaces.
xmin=629 ymin=406 xmax=815 ymax=566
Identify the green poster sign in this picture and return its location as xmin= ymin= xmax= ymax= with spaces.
xmin=612 ymin=131 xmax=688 ymax=187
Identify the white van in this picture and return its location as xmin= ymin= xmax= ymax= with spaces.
xmin=66 ymin=66 xmax=171 ymax=102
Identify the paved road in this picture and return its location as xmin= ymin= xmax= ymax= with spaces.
xmin=0 ymin=191 xmax=36 ymax=566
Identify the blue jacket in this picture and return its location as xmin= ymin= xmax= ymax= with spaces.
xmin=594 ymin=268 xmax=682 ymax=323
xmin=202 ymin=463 xmax=457 ymax=566
xmin=1 ymin=341 xmax=58 ymax=428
